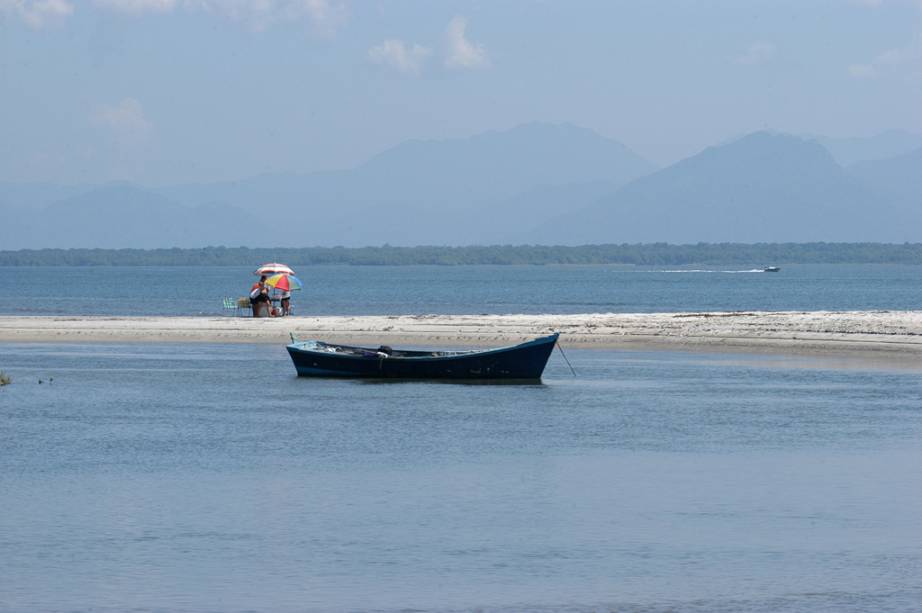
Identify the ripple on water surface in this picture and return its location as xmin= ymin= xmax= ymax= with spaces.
xmin=1 ymin=342 xmax=921 ymax=611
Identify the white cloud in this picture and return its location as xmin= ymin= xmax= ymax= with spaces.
xmin=186 ymin=0 xmax=347 ymax=33
xmin=79 ymin=0 xmax=348 ymax=32
xmin=444 ymin=16 xmax=489 ymax=70
xmin=301 ymin=0 xmax=345 ymax=32
xmin=1 ymin=0 xmax=73 ymax=28
xmin=849 ymin=33 xmax=922 ymax=79
xmin=369 ymin=39 xmax=430 ymax=76
xmin=93 ymin=98 xmax=152 ymax=145
xmin=735 ymin=42 xmax=776 ymax=65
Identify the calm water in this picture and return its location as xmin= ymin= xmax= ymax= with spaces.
xmin=1 ymin=343 xmax=921 ymax=611
xmin=1 ymin=263 xmax=921 ymax=316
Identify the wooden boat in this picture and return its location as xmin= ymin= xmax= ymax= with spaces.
xmin=287 ymin=333 xmax=559 ymax=380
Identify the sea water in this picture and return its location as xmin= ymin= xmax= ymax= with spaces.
xmin=1 ymin=263 xmax=921 ymax=316
xmin=1 ymin=343 xmax=921 ymax=611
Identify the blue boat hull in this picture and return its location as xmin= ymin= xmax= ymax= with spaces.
xmin=287 ymin=333 xmax=559 ymax=380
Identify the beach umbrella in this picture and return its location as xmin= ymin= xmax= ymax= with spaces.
xmin=254 ymin=262 xmax=295 ymax=276
xmin=264 ymin=273 xmax=303 ymax=292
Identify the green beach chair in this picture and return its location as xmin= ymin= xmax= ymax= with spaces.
xmin=222 ymin=296 xmax=238 ymax=316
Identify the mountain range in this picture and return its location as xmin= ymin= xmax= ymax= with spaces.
xmin=532 ymin=132 xmax=917 ymax=244
xmin=1 ymin=123 xmax=920 ymax=248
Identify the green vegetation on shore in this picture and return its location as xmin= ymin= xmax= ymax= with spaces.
xmin=2 ymin=243 xmax=922 ymax=267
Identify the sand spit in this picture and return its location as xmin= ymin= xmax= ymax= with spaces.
xmin=1 ymin=311 xmax=922 ymax=359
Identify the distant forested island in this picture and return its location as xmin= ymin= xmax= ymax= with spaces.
xmin=2 ymin=244 xmax=922 ymax=266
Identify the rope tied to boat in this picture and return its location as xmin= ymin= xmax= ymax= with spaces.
xmin=555 ymin=334 xmax=577 ymax=376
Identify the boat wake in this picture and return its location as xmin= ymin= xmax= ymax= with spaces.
xmin=622 ymin=269 xmax=767 ymax=274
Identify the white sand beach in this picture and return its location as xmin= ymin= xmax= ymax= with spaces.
xmin=2 ymin=311 xmax=921 ymax=360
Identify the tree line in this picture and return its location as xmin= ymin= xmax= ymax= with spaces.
xmin=2 ymin=243 xmax=922 ymax=266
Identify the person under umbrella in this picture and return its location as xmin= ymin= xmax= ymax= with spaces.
xmin=249 ymin=275 xmax=271 ymax=317
xmin=280 ymin=288 xmax=292 ymax=316
xmin=264 ymin=273 xmax=302 ymax=316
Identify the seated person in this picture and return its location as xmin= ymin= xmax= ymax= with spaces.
xmin=250 ymin=276 xmax=271 ymax=317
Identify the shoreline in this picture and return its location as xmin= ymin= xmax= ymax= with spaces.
xmin=1 ymin=311 xmax=921 ymax=361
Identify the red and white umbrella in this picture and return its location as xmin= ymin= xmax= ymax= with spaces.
xmin=254 ymin=262 xmax=295 ymax=276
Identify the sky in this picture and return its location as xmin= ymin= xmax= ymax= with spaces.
xmin=1 ymin=0 xmax=921 ymax=185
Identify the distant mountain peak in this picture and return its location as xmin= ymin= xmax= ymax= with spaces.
xmin=358 ymin=121 xmax=655 ymax=189
xmin=532 ymin=128 xmax=912 ymax=245
xmin=664 ymin=130 xmax=841 ymax=183
xmin=720 ymin=130 xmax=829 ymax=154
xmin=9 ymin=125 xmax=917 ymax=248
xmin=482 ymin=121 xmax=615 ymax=139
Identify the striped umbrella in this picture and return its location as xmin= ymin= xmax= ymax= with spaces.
xmin=254 ymin=262 xmax=295 ymax=276
xmin=264 ymin=273 xmax=303 ymax=292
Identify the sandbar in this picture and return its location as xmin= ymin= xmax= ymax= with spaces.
xmin=1 ymin=312 xmax=921 ymax=363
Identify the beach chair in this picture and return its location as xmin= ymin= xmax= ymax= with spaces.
xmin=222 ymin=297 xmax=238 ymax=316
xmin=236 ymin=296 xmax=252 ymax=317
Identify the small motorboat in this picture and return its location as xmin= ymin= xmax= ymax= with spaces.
xmin=763 ymin=266 xmax=781 ymax=273
xmin=287 ymin=333 xmax=559 ymax=380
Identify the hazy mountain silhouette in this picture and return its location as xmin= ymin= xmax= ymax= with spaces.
xmin=849 ymin=147 xmax=922 ymax=207
xmin=0 ymin=182 xmax=88 ymax=209
xmin=158 ymin=122 xmax=655 ymax=245
xmin=165 ymin=122 xmax=651 ymax=206
xmin=3 ymin=126 xmax=921 ymax=248
xmin=2 ymin=185 xmax=265 ymax=249
xmin=466 ymin=181 xmax=620 ymax=244
xmin=533 ymin=131 xmax=917 ymax=244
xmin=815 ymin=130 xmax=922 ymax=166
xmin=351 ymin=122 xmax=652 ymax=203
xmin=2 ymin=123 xmax=652 ymax=248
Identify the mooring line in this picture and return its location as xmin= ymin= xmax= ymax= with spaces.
xmin=556 ymin=339 xmax=577 ymax=377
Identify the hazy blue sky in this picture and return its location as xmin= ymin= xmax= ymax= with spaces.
xmin=2 ymin=0 xmax=921 ymax=184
